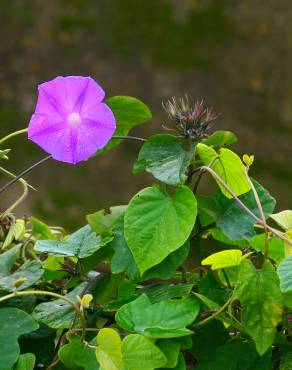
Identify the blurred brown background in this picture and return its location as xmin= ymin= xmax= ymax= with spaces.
xmin=0 ymin=0 xmax=291 ymax=230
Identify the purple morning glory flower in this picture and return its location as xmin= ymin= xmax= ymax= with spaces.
xmin=28 ymin=76 xmax=116 ymax=164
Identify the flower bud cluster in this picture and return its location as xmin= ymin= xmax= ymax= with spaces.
xmin=163 ymin=95 xmax=218 ymax=140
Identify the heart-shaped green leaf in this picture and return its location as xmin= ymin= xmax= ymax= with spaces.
xmin=197 ymin=143 xmax=250 ymax=198
xmin=235 ymin=260 xmax=283 ymax=355
xmin=111 ymin=216 xmax=190 ymax=281
xmin=124 ymin=186 xmax=197 ymax=274
xmin=95 ymin=329 xmax=167 ymax=370
xmin=116 ymin=294 xmax=199 ymax=338
xmin=0 ymin=308 xmax=38 ymax=370
xmin=96 ymin=328 xmax=122 ymax=370
xmin=122 ymin=334 xmax=167 ymax=370
xmin=133 ymin=134 xmax=194 ymax=186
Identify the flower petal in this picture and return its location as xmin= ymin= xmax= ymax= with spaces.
xmin=28 ymin=114 xmax=68 ymax=158
xmin=28 ymin=114 xmax=65 ymax=138
xmin=82 ymin=103 xmax=116 ymax=130
xmin=79 ymin=78 xmax=106 ymax=113
xmin=35 ymin=88 xmax=65 ymax=119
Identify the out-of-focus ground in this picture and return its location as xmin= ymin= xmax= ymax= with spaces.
xmin=0 ymin=0 xmax=291 ymax=230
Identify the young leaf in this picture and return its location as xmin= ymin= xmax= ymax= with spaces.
xmin=0 ymin=148 xmax=10 ymax=160
xmin=2 ymin=219 xmax=25 ymax=249
xmin=202 ymin=249 xmax=242 ymax=270
xmin=196 ymin=143 xmax=250 ymax=198
xmin=215 ymin=180 xmax=276 ymax=241
xmin=96 ymin=328 xmax=122 ymax=370
xmin=124 ymin=186 xmax=197 ymax=274
xmin=270 ymin=210 xmax=292 ymax=231
xmin=133 ymin=134 xmax=194 ymax=186
xmin=116 ymin=294 xmax=199 ymax=338
xmin=235 ymin=260 xmax=283 ymax=355
xmin=0 ymin=308 xmax=39 ymax=370
xmin=202 ymin=130 xmax=237 ymax=147
xmin=122 ymin=334 xmax=167 ymax=370
xmin=34 ymin=225 xmax=111 ymax=258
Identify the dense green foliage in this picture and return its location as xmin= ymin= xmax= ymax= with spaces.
xmin=0 ymin=95 xmax=292 ymax=369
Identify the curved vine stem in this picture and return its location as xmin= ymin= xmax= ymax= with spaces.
xmin=201 ymin=166 xmax=292 ymax=246
xmin=0 ymin=128 xmax=28 ymax=146
xmin=0 ymin=179 xmax=28 ymax=219
xmin=244 ymin=169 xmax=269 ymax=263
xmin=0 ymin=290 xmax=87 ymax=341
xmin=193 ymin=295 xmax=233 ymax=329
xmin=0 ymin=166 xmax=36 ymax=191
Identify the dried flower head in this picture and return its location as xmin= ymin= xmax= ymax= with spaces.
xmin=28 ymin=76 xmax=116 ymax=164
xmin=162 ymin=95 xmax=219 ymax=140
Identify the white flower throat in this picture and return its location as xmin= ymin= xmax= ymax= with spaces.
xmin=67 ymin=112 xmax=81 ymax=127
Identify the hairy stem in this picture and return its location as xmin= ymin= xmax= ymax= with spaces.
xmin=201 ymin=166 xmax=292 ymax=246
